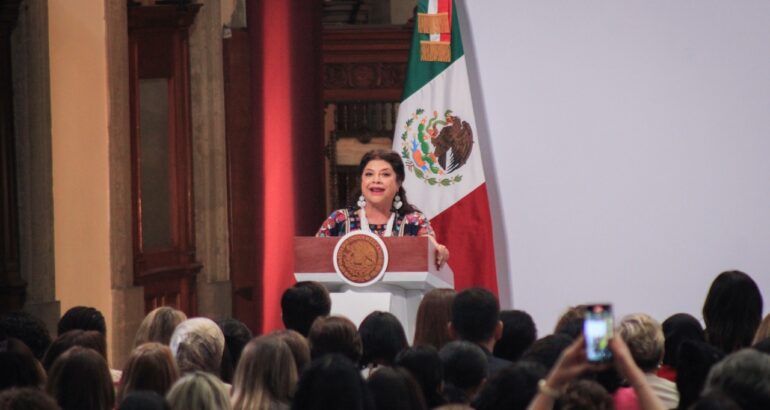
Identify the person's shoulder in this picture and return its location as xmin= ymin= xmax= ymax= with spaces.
xmin=327 ymin=208 xmax=353 ymax=222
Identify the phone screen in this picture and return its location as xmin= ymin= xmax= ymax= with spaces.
xmin=584 ymin=304 xmax=613 ymax=362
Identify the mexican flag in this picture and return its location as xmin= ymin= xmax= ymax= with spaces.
xmin=394 ymin=0 xmax=498 ymax=293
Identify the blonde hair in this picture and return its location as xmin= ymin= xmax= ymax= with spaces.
xmin=117 ymin=342 xmax=179 ymax=403
xmin=754 ymin=314 xmax=770 ymax=345
xmin=271 ymin=329 xmax=311 ymax=375
xmin=617 ymin=313 xmax=664 ymax=372
xmin=166 ymin=371 xmax=231 ymax=410
xmin=134 ymin=307 xmax=187 ymax=347
xmin=169 ymin=318 xmax=225 ymax=376
xmin=231 ymin=335 xmax=298 ymax=410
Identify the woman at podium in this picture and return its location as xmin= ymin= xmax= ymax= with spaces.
xmin=316 ymin=149 xmax=450 ymax=267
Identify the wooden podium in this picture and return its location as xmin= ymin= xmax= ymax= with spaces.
xmin=294 ymin=236 xmax=454 ymax=342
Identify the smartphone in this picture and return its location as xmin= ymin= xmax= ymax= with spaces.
xmin=584 ymin=303 xmax=613 ymax=362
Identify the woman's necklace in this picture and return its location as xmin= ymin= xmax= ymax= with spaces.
xmin=359 ymin=206 xmax=396 ymax=237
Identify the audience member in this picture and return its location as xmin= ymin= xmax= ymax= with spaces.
xmin=688 ymin=392 xmax=742 ymax=410
xmin=702 ymin=270 xmax=763 ymax=353
xmin=520 ymin=334 xmax=573 ymax=371
xmin=169 ymin=318 xmax=225 ymax=377
xmin=440 ymin=341 xmax=489 ymax=405
xmin=558 ymin=379 xmax=614 ymax=410
xmin=0 ymin=387 xmax=60 ymax=410
xmin=753 ymin=337 xmax=770 ymax=354
xmin=134 ymin=307 xmax=187 ymax=347
xmin=359 ymin=311 xmax=408 ymax=372
xmin=493 ymin=309 xmax=537 ymax=362
xmin=42 ymin=329 xmax=107 ymax=371
xmin=396 ymin=345 xmax=447 ymax=408
xmin=675 ymin=339 xmax=725 ymax=410
xmin=659 ymin=313 xmax=704 ymax=382
xmin=702 ymin=349 xmax=770 ymax=410
xmin=0 ymin=311 xmax=52 ymax=360
xmin=614 ymin=313 xmax=678 ymax=409
xmin=281 ymin=281 xmax=331 ymax=337
xmin=449 ymin=288 xmax=511 ymax=375
xmin=166 ymin=371 xmax=231 ymax=410
xmin=291 ymin=354 xmax=375 ymax=410
xmin=57 ymin=306 xmax=106 ymax=336
xmin=119 ymin=391 xmax=170 ymax=410
xmin=46 ymin=346 xmax=115 ymax=410
xmin=753 ymin=313 xmax=770 ymax=345
xmin=472 ymin=360 xmax=546 ymax=410
xmin=307 ymin=315 xmax=362 ymax=363
xmin=367 ymin=366 xmax=428 ymax=410
xmin=0 ymin=337 xmax=45 ymax=390
xmin=553 ymin=306 xmax=584 ymax=340
xmin=117 ymin=342 xmax=179 ymax=405
xmin=272 ymin=329 xmax=311 ymax=375
xmin=216 ymin=317 xmax=252 ymax=384
xmin=414 ymin=288 xmax=456 ymax=350
xmin=231 ymin=335 xmax=297 ymax=410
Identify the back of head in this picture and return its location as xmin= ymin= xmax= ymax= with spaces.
xmin=46 ymin=346 xmax=115 ymax=410
xmin=754 ymin=313 xmax=770 ymax=345
xmin=754 ymin=337 xmax=770 ymax=355
xmin=117 ymin=342 xmax=180 ymax=404
xmin=414 ymin=288 xmax=456 ymax=350
xmin=367 ymin=366 xmax=427 ymax=410
xmin=703 ymin=349 xmax=770 ymax=410
xmin=440 ymin=341 xmax=488 ymax=392
xmin=119 ymin=391 xmax=170 ymax=410
xmin=472 ymin=360 xmax=547 ymax=410
xmin=42 ymin=330 xmax=107 ymax=371
xmin=134 ymin=307 xmax=187 ymax=347
xmin=396 ymin=345 xmax=446 ymax=409
xmin=520 ymin=334 xmax=573 ymax=371
xmin=0 ymin=387 xmax=60 ymax=410
xmin=232 ymin=335 xmax=297 ymax=410
xmin=553 ymin=306 xmax=585 ymax=340
xmin=272 ymin=329 xmax=311 ymax=375
xmin=676 ymin=339 xmax=725 ymax=410
xmin=0 ymin=311 xmax=52 ymax=360
xmin=308 ymin=315 xmax=362 ymax=363
xmin=215 ymin=317 xmax=253 ymax=383
xmin=617 ymin=313 xmax=665 ymax=372
xmin=57 ymin=306 xmax=106 ymax=336
xmin=703 ymin=270 xmax=763 ymax=353
xmin=359 ymin=311 xmax=408 ymax=367
xmin=281 ymin=281 xmax=331 ymax=337
xmin=166 ymin=371 xmax=231 ymax=410
xmin=169 ymin=318 xmax=225 ymax=376
xmin=661 ymin=313 xmax=704 ymax=368
xmin=291 ymin=354 xmax=374 ymax=410
xmin=0 ymin=337 xmax=46 ymax=390
xmin=689 ymin=392 xmax=742 ymax=410
xmin=557 ymin=380 xmax=613 ymax=410
xmin=493 ymin=310 xmax=537 ymax=362
xmin=451 ymin=288 xmax=499 ymax=344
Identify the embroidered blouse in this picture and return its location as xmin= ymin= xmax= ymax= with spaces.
xmin=316 ymin=207 xmax=434 ymax=237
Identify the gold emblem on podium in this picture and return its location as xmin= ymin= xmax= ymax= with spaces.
xmin=333 ymin=231 xmax=389 ymax=286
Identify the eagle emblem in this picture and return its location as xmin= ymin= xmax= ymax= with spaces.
xmin=400 ymin=109 xmax=473 ymax=187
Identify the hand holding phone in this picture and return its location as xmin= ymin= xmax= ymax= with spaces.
xmin=584 ymin=304 xmax=613 ymax=362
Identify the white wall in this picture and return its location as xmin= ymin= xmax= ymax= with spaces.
xmin=461 ymin=1 xmax=770 ymax=333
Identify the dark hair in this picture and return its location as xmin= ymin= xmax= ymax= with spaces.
xmin=43 ymin=330 xmax=107 ymax=371
xmin=754 ymin=337 xmax=770 ymax=355
xmin=689 ymin=392 xmax=743 ymax=410
xmin=308 ymin=315 xmax=362 ymax=363
xmin=676 ymin=340 xmax=725 ymax=410
xmin=557 ymin=380 xmax=614 ymax=410
xmin=281 ymin=281 xmax=332 ymax=337
xmin=117 ymin=342 xmax=179 ymax=404
xmin=359 ymin=311 xmax=408 ymax=367
xmin=553 ymin=306 xmax=584 ymax=340
xmin=367 ymin=366 xmax=427 ymax=410
xmin=216 ymin=318 xmax=253 ymax=383
xmin=58 ymin=306 xmax=106 ymax=336
xmin=703 ymin=270 xmax=763 ymax=353
xmin=661 ymin=313 xmax=704 ymax=368
xmin=493 ymin=310 xmax=537 ymax=362
xmin=414 ymin=288 xmax=456 ymax=350
xmin=440 ymin=341 xmax=488 ymax=396
xmin=520 ymin=334 xmax=574 ymax=371
xmin=395 ymin=345 xmax=446 ymax=409
xmin=451 ymin=288 xmax=500 ymax=343
xmin=46 ymin=346 xmax=115 ymax=410
xmin=119 ymin=391 xmax=170 ymax=410
xmin=0 ymin=337 xmax=46 ymax=390
xmin=291 ymin=354 xmax=375 ymax=410
xmin=354 ymin=150 xmax=416 ymax=216
xmin=703 ymin=349 xmax=770 ymax=410
xmin=472 ymin=361 xmax=546 ymax=410
xmin=0 ymin=311 xmax=52 ymax=360
xmin=0 ymin=387 xmax=60 ymax=410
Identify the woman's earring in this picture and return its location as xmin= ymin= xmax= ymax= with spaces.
xmin=357 ymin=195 xmax=366 ymax=208
xmin=393 ymin=195 xmax=403 ymax=210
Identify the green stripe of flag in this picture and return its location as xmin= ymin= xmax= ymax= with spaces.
xmin=401 ymin=0 xmax=465 ymax=101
